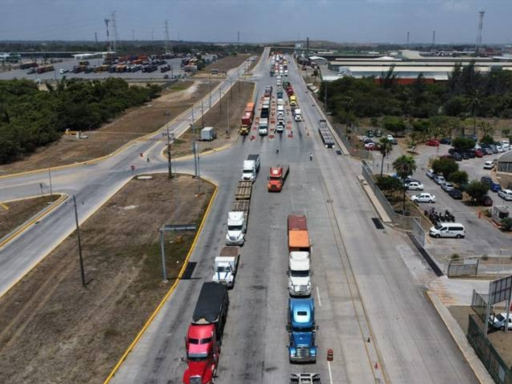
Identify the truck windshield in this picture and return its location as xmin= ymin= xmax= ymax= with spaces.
xmin=188 ymin=352 xmax=208 ymax=362
xmin=228 ymin=225 xmax=242 ymax=231
xmin=216 ymin=266 xmax=231 ymax=272
xmin=269 ymin=176 xmax=281 ymax=181
xmin=189 ymin=337 xmax=212 ymax=345
xmin=290 ymin=270 xmax=310 ymax=277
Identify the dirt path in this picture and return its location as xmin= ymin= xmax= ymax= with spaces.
xmin=196 ymin=54 xmax=251 ymax=77
xmin=0 ymin=80 xmax=219 ymax=176
xmin=0 ymin=174 xmax=214 ymax=384
xmin=0 ymin=196 xmax=58 ymax=239
xmin=171 ymin=81 xmax=255 ymax=158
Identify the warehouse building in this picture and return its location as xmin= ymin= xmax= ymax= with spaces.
xmin=497 ymin=152 xmax=512 ymax=188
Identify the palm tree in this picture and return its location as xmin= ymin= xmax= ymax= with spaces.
xmin=393 ymin=155 xmax=417 ymax=214
xmin=379 ymin=137 xmax=393 ymax=177
xmin=466 ymin=90 xmax=482 ymax=136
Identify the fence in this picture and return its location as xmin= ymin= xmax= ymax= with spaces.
xmin=361 ymin=161 xmax=397 ymax=221
xmin=467 ymin=314 xmax=512 ymax=384
xmin=471 ymin=290 xmax=489 ymax=323
xmin=332 ymin=123 xmax=372 ymax=160
xmin=447 ymin=258 xmax=480 ymax=278
xmin=411 ymin=217 xmax=426 ymax=247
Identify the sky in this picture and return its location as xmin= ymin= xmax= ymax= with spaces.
xmin=0 ymin=0 xmax=511 ymax=45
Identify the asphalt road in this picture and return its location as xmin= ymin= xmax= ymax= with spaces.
xmin=0 ymin=48 xmax=478 ymax=384
xmin=0 ymin=52 xmax=256 ymax=298
xmin=110 ymin=53 xmax=478 ymax=383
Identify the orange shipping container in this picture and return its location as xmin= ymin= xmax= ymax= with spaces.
xmin=288 ymin=230 xmax=310 ymax=252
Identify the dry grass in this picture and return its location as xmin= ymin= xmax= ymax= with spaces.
xmin=0 ymin=80 xmax=218 ymax=175
xmin=0 ymin=174 xmax=214 ymax=384
xmin=198 ymin=54 xmax=251 ymax=75
xmin=171 ymin=81 xmax=255 ymax=158
xmin=0 ymin=196 xmax=58 ymax=239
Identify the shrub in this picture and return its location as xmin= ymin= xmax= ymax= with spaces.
xmin=502 ymin=218 xmax=512 ymax=232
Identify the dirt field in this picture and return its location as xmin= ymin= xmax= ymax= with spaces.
xmin=171 ymin=81 xmax=255 ymax=158
xmin=0 ymin=80 xmax=219 ymax=175
xmin=0 ymin=174 xmax=214 ymax=384
xmin=198 ymin=54 xmax=251 ymax=76
xmin=0 ymin=195 xmax=58 ymax=239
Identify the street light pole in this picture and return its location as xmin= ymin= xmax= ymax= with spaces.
xmin=48 ymin=168 xmax=53 ymax=198
xmin=166 ymin=127 xmax=173 ymax=179
xmin=159 ymin=231 xmax=168 ymax=282
xmin=201 ymin=98 xmax=204 ymax=128
xmin=73 ymin=195 xmax=86 ymax=287
xmin=219 ymin=89 xmax=222 ymax=114
xmin=208 ymin=76 xmax=212 ymax=109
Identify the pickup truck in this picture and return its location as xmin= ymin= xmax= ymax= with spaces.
xmin=212 ymin=246 xmax=240 ymax=288
xmin=259 ymin=118 xmax=269 ymax=136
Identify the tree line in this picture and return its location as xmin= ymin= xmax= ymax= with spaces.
xmin=321 ymin=63 xmax=512 ymax=137
xmin=0 ymin=78 xmax=161 ymax=164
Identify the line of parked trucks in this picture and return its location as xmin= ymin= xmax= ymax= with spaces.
xmin=182 ymin=154 xmax=260 ymax=384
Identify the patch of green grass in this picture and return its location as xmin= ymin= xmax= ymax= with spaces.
xmin=169 ymin=81 xmax=193 ymax=91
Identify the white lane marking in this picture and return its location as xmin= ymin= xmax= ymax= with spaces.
xmin=316 ymin=286 xmax=322 ymax=307
xmin=327 ymin=361 xmax=334 ymax=384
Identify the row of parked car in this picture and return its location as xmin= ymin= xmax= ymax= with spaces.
xmin=362 ymin=134 xmax=397 ymax=150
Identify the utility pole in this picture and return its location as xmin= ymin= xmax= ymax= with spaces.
xmin=227 ymin=84 xmax=230 ymax=136
xmin=94 ymin=32 xmax=98 ymax=51
xmin=407 ymin=31 xmax=410 ymax=46
xmin=111 ymin=11 xmax=118 ymax=52
xmin=73 ymin=195 xmax=86 ymax=287
xmin=476 ymin=10 xmax=485 ymax=53
xmin=166 ymin=127 xmax=173 ymax=179
xmin=159 ymin=231 xmax=168 ymax=282
xmin=191 ymin=106 xmax=195 ymax=136
xmin=208 ymin=76 xmax=212 ymax=108
xmin=132 ymin=29 xmax=135 ymax=42
xmin=165 ymin=20 xmax=170 ymax=54
xmin=219 ymin=89 xmax=222 ymax=114
xmin=201 ymin=99 xmax=205 ymax=128
xmin=432 ymin=30 xmax=436 ymax=46
xmin=193 ymin=139 xmax=198 ymax=178
xmin=48 ymin=168 xmax=53 ymax=198
xmin=104 ymin=19 xmax=111 ymax=52
xmin=237 ymin=31 xmax=240 ymax=45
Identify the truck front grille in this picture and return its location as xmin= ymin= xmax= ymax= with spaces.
xmin=190 ymin=377 xmax=202 ymax=384
xmin=297 ymin=347 xmax=310 ymax=358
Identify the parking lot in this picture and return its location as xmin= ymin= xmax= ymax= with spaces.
xmin=369 ymin=142 xmax=512 ymax=261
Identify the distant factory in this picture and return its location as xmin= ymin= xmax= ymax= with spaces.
xmin=307 ymin=50 xmax=512 ymax=83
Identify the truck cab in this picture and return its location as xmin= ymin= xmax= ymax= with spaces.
xmin=183 ymin=324 xmax=219 ymax=384
xmin=259 ymin=118 xmax=268 ymax=136
xmin=268 ymin=165 xmax=289 ymax=192
xmin=242 ymin=154 xmax=260 ymax=181
xmin=226 ymin=211 xmax=246 ymax=245
xmin=288 ymin=252 xmax=311 ymax=296
xmin=287 ymin=298 xmax=318 ymax=363
xmin=212 ymin=247 xmax=240 ymax=288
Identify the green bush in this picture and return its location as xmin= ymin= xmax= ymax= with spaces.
xmin=432 ymin=158 xmax=459 ymax=178
xmin=502 ymin=218 xmax=512 ymax=232
xmin=448 ymin=170 xmax=469 ymax=186
xmin=376 ymin=176 xmax=403 ymax=191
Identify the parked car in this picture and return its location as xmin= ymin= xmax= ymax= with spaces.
xmin=441 ymin=182 xmax=455 ymax=192
xmin=426 ymin=139 xmax=440 ymax=147
xmin=440 ymin=138 xmax=452 ymax=145
xmin=483 ymin=147 xmax=493 ymax=155
xmin=366 ymin=130 xmax=374 ymax=138
xmin=498 ymin=189 xmax=512 ymax=201
xmin=375 ymin=129 xmax=383 ymax=137
xmin=466 ymin=150 xmax=476 ymax=159
xmin=481 ymin=176 xmax=493 ymax=186
xmin=478 ymin=195 xmax=494 ymax=206
xmin=407 ymin=181 xmax=424 ymax=191
xmin=490 ymin=182 xmax=501 ymax=193
xmin=387 ymin=134 xmax=398 ymax=144
xmin=426 ymin=169 xmax=435 ymax=179
xmin=474 ymin=149 xmax=484 ymax=158
xmin=488 ymin=313 xmax=512 ymax=330
xmin=429 ymin=223 xmax=465 ymax=239
xmin=433 ymin=175 xmax=446 ymax=185
xmin=490 ymin=144 xmax=498 ymax=154
xmin=363 ymin=137 xmax=373 ymax=144
xmin=497 ymin=145 xmax=504 ymax=153
xmin=365 ymin=142 xmax=379 ymax=150
xmin=461 ymin=151 xmax=470 ymax=160
xmin=411 ymin=193 xmax=436 ymax=203
xmin=448 ymin=189 xmax=463 ymax=200
xmin=452 ymin=152 xmax=462 ymax=161
xmin=484 ymin=161 xmax=495 ymax=170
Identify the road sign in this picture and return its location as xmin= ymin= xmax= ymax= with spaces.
xmin=161 ymin=224 xmax=197 ymax=232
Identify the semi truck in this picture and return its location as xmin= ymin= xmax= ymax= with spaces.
xmin=287 ymin=298 xmax=318 ymax=363
xmin=242 ymin=154 xmax=260 ymax=181
xmin=288 ymin=251 xmax=311 ymax=296
xmin=212 ymin=246 xmax=240 ymax=288
xmin=268 ymin=165 xmax=289 ymax=192
xmin=288 ymin=215 xmax=311 ymax=253
xmin=183 ymin=283 xmax=229 ymax=384
xmin=36 ymin=65 xmax=54 ymax=74
xmin=264 ymin=85 xmax=273 ymax=97
xmin=226 ymin=211 xmax=247 ymax=246
xmin=240 ymin=102 xmax=255 ymax=135
xmin=259 ymin=118 xmax=269 ymax=136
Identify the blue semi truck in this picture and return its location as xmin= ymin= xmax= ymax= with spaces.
xmin=287 ymin=298 xmax=318 ymax=363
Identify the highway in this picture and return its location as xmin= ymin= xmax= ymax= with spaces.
xmin=0 ymin=51 xmax=258 ymax=298
xmin=0 ymin=48 xmax=478 ymax=383
xmin=109 ymin=53 xmax=478 ymax=383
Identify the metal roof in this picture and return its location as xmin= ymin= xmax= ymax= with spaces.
xmin=498 ymin=151 xmax=512 ymax=163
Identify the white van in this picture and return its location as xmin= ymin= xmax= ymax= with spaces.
xmin=429 ymin=223 xmax=465 ymax=239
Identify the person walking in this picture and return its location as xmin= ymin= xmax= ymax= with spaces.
xmin=309 ymin=152 xmax=313 ymax=161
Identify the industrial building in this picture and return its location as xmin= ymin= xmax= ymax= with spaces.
xmin=497 ymin=152 xmax=512 ymax=188
xmin=310 ymin=50 xmax=512 ymax=82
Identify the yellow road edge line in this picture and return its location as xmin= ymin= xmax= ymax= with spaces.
xmin=103 ymin=182 xmax=219 ymax=384
xmin=0 ymin=202 xmax=9 ymax=210
xmin=0 ymin=193 xmax=68 ymax=250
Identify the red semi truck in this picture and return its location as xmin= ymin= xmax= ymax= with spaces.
xmin=239 ymin=102 xmax=255 ymax=135
xmin=183 ymin=282 xmax=229 ymax=384
xmin=268 ymin=164 xmax=289 ymax=192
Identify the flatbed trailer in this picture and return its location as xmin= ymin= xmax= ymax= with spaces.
xmin=235 ymin=181 xmax=252 ymax=200
xmin=231 ymin=200 xmax=250 ymax=214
